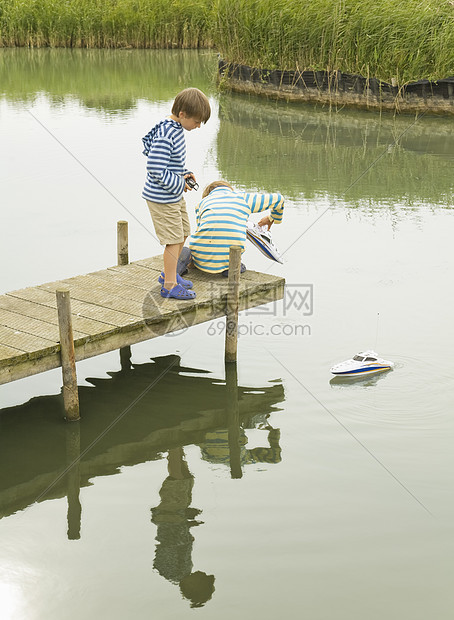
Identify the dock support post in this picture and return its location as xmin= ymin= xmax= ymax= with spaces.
xmin=56 ymin=289 xmax=80 ymax=421
xmin=117 ymin=221 xmax=131 ymax=367
xmin=225 ymin=246 xmax=242 ymax=363
xmin=117 ymin=220 xmax=129 ymax=266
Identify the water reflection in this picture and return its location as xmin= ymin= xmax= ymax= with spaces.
xmin=203 ymin=363 xmax=282 ymax=478
xmin=151 ymin=446 xmax=215 ymax=608
xmin=217 ymin=93 xmax=454 ymax=207
xmin=0 ymin=48 xmax=216 ymax=113
xmin=65 ymin=424 xmax=82 ymax=541
xmin=330 ymin=370 xmax=393 ymax=389
xmin=0 ymin=355 xmax=284 ymax=587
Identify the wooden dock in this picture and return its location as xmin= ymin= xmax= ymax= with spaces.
xmin=0 ymin=254 xmax=285 ymax=387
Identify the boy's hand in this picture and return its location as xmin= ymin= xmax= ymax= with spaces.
xmin=258 ymin=215 xmax=273 ymax=230
xmin=184 ymin=174 xmax=198 ymax=192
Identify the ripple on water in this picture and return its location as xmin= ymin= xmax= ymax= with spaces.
xmin=326 ymin=354 xmax=452 ymax=432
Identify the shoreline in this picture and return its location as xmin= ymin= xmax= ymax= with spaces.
xmin=218 ymin=60 xmax=454 ymax=116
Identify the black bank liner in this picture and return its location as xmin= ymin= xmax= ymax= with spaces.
xmin=219 ymin=59 xmax=454 ymax=102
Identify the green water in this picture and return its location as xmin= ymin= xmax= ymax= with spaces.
xmin=1 ymin=49 xmax=454 ymax=620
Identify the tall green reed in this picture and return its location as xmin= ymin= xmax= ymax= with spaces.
xmin=212 ymin=0 xmax=454 ymax=82
xmin=0 ymin=0 xmax=212 ymax=48
xmin=1 ymin=0 xmax=453 ymax=82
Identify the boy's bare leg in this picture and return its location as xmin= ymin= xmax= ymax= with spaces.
xmin=163 ymin=244 xmax=179 ymax=290
xmin=163 ymin=239 xmax=186 ymax=290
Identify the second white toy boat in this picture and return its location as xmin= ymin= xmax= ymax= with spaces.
xmin=330 ymin=350 xmax=394 ymax=377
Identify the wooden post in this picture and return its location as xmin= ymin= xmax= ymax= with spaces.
xmin=56 ymin=289 xmax=80 ymax=421
xmin=225 ymin=246 xmax=242 ymax=363
xmin=117 ymin=220 xmax=129 ymax=266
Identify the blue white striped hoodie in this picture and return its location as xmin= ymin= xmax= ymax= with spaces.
xmin=141 ymin=118 xmax=191 ymax=203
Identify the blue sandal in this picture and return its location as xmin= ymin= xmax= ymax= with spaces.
xmin=158 ymin=272 xmax=193 ymax=289
xmin=161 ymin=284 xmax=196 ymax=300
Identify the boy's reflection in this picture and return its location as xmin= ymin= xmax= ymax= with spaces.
xmin=151 ymin=447 xmax=215 ymax=608
xmin=199 ymin=425 xmax=282 ymax=467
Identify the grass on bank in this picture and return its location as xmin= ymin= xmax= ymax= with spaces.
xmin=0 ymin=0 xmax=212 ymax=48
xmin=0 ymin=0 xmax=453 ymax=83
xmin=212 ymin=0 xmax=454 ymax=83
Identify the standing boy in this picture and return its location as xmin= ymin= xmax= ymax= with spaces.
xmin=142 ymin=88 xmax=211 ymax=300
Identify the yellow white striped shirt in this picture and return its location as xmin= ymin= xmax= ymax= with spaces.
xmin=189 ymin=187 xmax=284 ymax=273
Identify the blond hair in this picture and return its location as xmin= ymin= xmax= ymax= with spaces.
xmin=172 ymin=88 xmax=211 ymax=123
xmin=202 ymin=180 xmax=234 ymax=198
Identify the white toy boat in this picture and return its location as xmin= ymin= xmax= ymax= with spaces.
xmin=330 ymin=350 xmax=394 ymax=377
xmin=246 ymin=222 xmax=284 ymax=264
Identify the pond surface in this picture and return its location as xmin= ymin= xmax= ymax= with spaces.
xmin=1 ymin=49 xmax=454 ymax=619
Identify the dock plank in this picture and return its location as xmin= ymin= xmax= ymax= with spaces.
xmin=38 ymin=278 xmax=148 ymax=316
xmin=0 ymin=343 xmax=25 ymax=362
xmin=40 ymin=273 xmax=156 ymax=305
xmin=0 ymin=325 xmax=57 ymax=354
xmin=0 ymin=308 xmax=86 ymax=342
xmin=7 ymin=287 xmax=140 ymax=326
xmin=104 ymin=264 xmax=161 ymax=290
xmin=134 ymin=257 xmax=163 ymax=271
xmin=0 ymin=295 xmax=116 ymax=335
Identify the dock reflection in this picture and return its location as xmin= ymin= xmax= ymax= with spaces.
xmin=0 ymin=354 xmax=284 ymax=553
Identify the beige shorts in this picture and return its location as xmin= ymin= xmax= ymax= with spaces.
xmin=146 ymin=197 xmax=190 ymax=245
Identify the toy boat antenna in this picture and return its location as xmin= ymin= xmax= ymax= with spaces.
xmin=375 ymin=312 xmax=380 ymax=349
